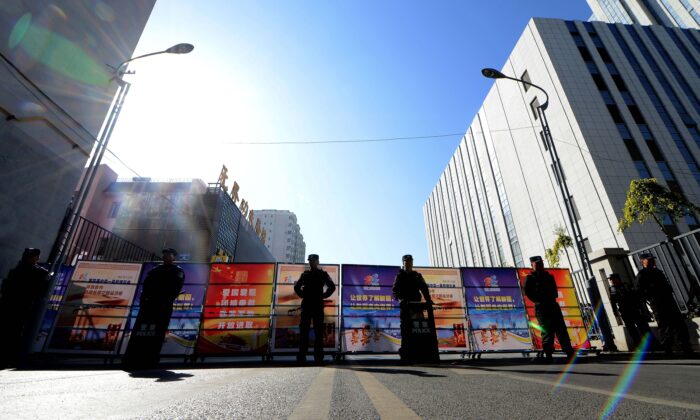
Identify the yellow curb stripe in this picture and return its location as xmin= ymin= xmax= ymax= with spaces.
xmin=289 ymin=368 xmax=335 ymax=420
xmin=354 ymin=370 xmax=421 ymax=419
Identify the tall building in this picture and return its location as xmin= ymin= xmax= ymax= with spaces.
xmin=588 ymin=0 xmax=700 ymax=28
xmin=424 ymin=18 xmax=700 ymax=347
xmin=255 ymin=210 xmax=306 ymax=263
xmin=0 ymin=1 xmax=155 ymax=275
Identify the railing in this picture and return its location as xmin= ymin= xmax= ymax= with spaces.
xmin=571 ymin=269 xmax=604 ymax=341
xmin=628 ymin=228 xmax=700 ymax=316
xmin=61 ymin=216 xmax=159 ymax=265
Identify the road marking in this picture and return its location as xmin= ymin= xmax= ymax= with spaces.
xmin=354 ymin=369 xmax=421 ymax=419
xmin=289 ymin=367 xmax=335 ymax=420
xmin=450 ymin=368 xmax=700 ymax=411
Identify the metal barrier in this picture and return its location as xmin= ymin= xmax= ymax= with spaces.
xmin=570 ymin=270 xmax=604 ymax=342
xmin=628 ymin=229 xmax=700 ymax=316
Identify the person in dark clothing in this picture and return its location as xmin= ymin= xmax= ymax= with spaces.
xmin=294 ymin=254 xmax=336 ymax=363
xmin=635 ymin=253 xmax=692 ymax=355
xmin=524 ymin=255 xmax=574 ymax=361
xmin=607 ymin=273 xmax=651 ymax=349
xmin=123 ymin=248 xmax=185 ymax=370
xmin=0 ymin=248 xmax=49 ymax=368
xmin=392 ymin=254 xmax=433 ymax=363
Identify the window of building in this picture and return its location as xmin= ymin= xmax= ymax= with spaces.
xmin=647 ymin=141 xmax=665 ymax=162
xmin=591 ymin=73 xmax=607 ymax=90
xmin=578 ymin=46 xmax=593 ymax=62
xmin=624 ymin=139 xmax=644 ymax=160
xmin=627 ymin=105 xmax=645 ymax=124
xmin=521 ymin=70 xmax=531 ymax=91
xmin=634 ymin=161 xmax=652 ymax=178
xmin=607 ymin=104 xmax=624 ymax=123
xmin=611 ymin=74 xmax=628 ymax=91
xmin=597 ymin=47 xmax=613 ymax=63
xmin=530 ymin=97 xmax=540 ymax=120
xmin=109 ymin=202 xmax=121 ymax=218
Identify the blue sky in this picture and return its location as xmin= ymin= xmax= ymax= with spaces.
xmin=105 ymin=1 xmax=591 ymax=266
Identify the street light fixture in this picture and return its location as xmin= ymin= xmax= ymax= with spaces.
xmin=480 ymin=68 xmax=617 ymax=351
xmin=48 ymin=43 xmax=194 ymax=274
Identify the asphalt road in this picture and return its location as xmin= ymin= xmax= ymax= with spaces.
xmin=1 ymin=355 xmax=699 ymax=419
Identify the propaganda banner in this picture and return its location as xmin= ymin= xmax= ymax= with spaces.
xmin=122 ymin=263 xmax=210 ymax=356
xmin=420 ymin=267 xmax=469 ymax=351
xmin=462 ymin=268 xmax=533 ymax=352
xmin=271 ymin=263 xmax=340 ymax=353
xmin=517 ymin=268 xmax=591 ymax=350
xmin=197 ymin=263 xmax=275 ymax=354
xmin=47 ymin=262 xmax=141 ymax=354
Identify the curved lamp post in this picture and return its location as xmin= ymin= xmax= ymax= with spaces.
xmin=48 ymin=43 xmax=194 ymax=281
xmin=481 ymin=67 xmax=617 ymax=351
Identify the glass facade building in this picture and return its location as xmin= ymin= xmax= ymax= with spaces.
xmin=588 ymin=0 xmax=700 ymax=28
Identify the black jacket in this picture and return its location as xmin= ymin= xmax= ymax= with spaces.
xmin=0 ymin=261 xmax=49 ymax=314
xmin=636 ymin=267 xmax=677 ymax=312
xmin=294 ymin=268 xmax=335 ymax=308
xmin=609 ymin=283 xmax=642 ymax=317
xmin=524 ymin=270 xmax=558 ymax=309
xmin=140 ymin=264 xmax=185 ymax=309
xmin=392 ymin=270 xmax=431 ymax=304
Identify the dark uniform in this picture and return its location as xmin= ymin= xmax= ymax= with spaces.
xmin=392 ymin=269 xmax=432 ymax=362
xmin=123 ymin=261 xmax=184 ymax=370
xmin=524 ymin=268 xmax=574 ymax=358
xmin=0 ymin=250 xmax=49 ymax=368
xmin=635 ymin=259 xmax=691 ymax=354
xmin=294 ymin=266 xmax=335 ymax=362
xmin=608 ymin=279 xmax=650 ymax=348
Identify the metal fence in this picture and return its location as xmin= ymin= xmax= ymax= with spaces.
xmin=571 ymin=269 xmax=604 ymax=341
xmin=61 ymin=216 xmax=159 ymax=265
xmin=628 ymin=229 xmax=700 ymax=316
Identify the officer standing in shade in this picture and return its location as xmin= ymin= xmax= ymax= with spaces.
xmin=607 ymin=273 xmax=651 ymax=349
xmin=123 ymin=248 xmax=185 ymax=370
xmin=392 ymin=254 xmax=433 ymax=364
xmin=0 ymin=248 xmax=49 ymax=369
xmin=294 ymin=254 xmax=336 ymax=364
xmin=635 ymin=253 xmax=693 ymax=355
xmin=524 ymin=255 xmax=575 ymax=362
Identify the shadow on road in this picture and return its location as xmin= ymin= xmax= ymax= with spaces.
xmin=126 ymin=370 xmax=194 ymax=382
xmin=456 ymin=365 xmax=616 ymax=377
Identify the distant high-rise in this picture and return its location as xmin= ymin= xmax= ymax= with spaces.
xmin=255 ymin=210 xmax=306 ymax=263
xmin=588 ymin=0 xmax=700 ymax=28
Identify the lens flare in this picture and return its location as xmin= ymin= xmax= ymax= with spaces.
xmin=599 ymin=332 xmax=652 ymax=419
xmin=8 ymin=13 xmax=110 ymax=86
xmin=550 ymin=300 xmax=606 ymax=393
xmin=528 ymin=321 xmax=544 ymax=332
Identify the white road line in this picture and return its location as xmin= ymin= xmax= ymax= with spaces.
xmin=354 ymin=369 xmax=421 ymax=420
xmin=289 ymin=367 xmax=335 ymax=420
xmin=450 ymin=368 xmax=700 ymax=411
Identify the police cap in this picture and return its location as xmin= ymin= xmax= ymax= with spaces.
xmin=639 ymin=253 xmax=655 ymax=260
xmin=402 ymin=254 xmax=413 ymax=262
xmin=162 ymin=248 xmax=178 ymax=256
xmin=23 ymin=248 xmax=40 ymax=258
xmin=529 ymin=255 xmax=543 ymax=263
xmin=607 ymin=273 xmax=621 ymax=280
xmin=307 ymin=254 xmax=319 ymax=261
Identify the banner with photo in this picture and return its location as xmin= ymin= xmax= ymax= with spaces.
xmin=419 ymin=267 xmax=469 ymax=351
xmin=516 ymin=268 xmax=590 ymax=350
xmin=122 ymin=263 xmax=209 ymax=356
xmin=47 ymin=262 xmax=141 ymax=354
xmin=462 ymin=268 xmax=533 ymax=352
xmin=271 ymin=264 xmax=340 ymax=352
xmin=197 ymin=263 xmax=275 ymax=354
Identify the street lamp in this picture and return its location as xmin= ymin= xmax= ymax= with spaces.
xmin=48 ymin=43 xmax=194 ymax=274
xmin=481 ymin=68 xmax=617 ymax=351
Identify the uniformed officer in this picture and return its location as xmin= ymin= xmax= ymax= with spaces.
xmin=294 ymin=254 xmax=336 ymax=364
xmin=123 ymin=248 xmax=185 ymax=370
xmin=524 ymin=255 xmax=574 ymax=361
xmin=635 ymin=253 xmax=692 ymax=355
xmin=0 ymin=248 xmax=49 ymax=368
xmin=607 ymin=273 xmax=650 ymax=349
xmin=392 ymin=254 xmax=433 ymax=364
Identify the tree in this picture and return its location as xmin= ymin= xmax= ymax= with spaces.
xmin=545 ymin=225 xmax=574 ymax=268
xmin=618 ymin=178 xmax=700 ymax=239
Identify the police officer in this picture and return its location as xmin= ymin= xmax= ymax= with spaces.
xmin=392 ymin=254 xmax=433 ymax=364
xmin=0 ymin=248 xmax=49 ymax=368
xmin=608 ymin=273 xmax=650 ymax=349
xmin=635 ymin=253 xmax=692 ymax=355
xmin=524 ymin=255 xmax=574 ymax=361
xmin=123 ymin=248 xmax=185 ymax=370
xmin=294 ymin=254 xmax=336 ymax=364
